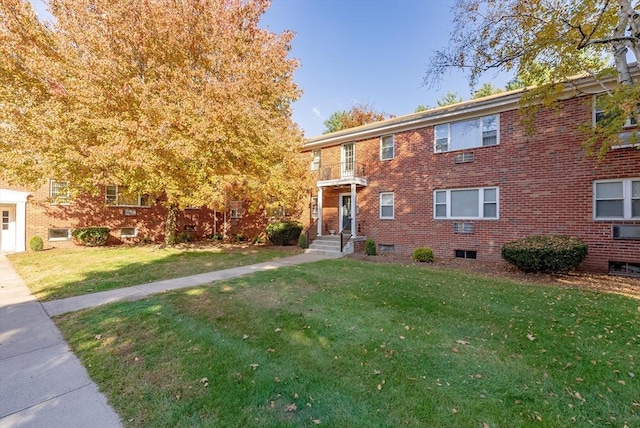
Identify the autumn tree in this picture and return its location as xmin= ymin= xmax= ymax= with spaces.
xmin=323 ymin=102 xmax=392 ymax=133
xmin=0 ymin=0 xmax=312 ymax=244
xmin=426 ymin=0 xmax=640 ymax=156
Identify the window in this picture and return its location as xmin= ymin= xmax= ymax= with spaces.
xmin=594 ymin=94 xmax=638 ymax=127
xmin=121 ymin=227 xmax=137 ymax=238
xmin=341 ymin=143 xmax=354 ymax=177
xmin=380 ymin=192 xmax=394 ymax=219
xmin=50 ymin=180 xmax=70 ymax=204
xmin=230 ymin=201 xmax=243 ymax=218
xmin=455 ymin=250 xmax=477 ymax=259
xmin=380 ymin=135 xmax=395 ymax=160
xmin=311 ymin=150 xmax=321 ymax=171
xmin=1 ymin=210 xmax=8 ymax=230
xmin=311 ymin=196 xmax=318 ymax=219
xmin=594 ymin=178 xmax=640 ymax=220
xmin=106 ymin=185 xmax=150 ymax=207
xmin=48 ymin=228 xmax=70 ymax=241
xmin=609 ymin=261 xmax=640 ymax=277
xmin=434 ymin=187 xmax=499 ymax=219
xmin=434 ymin=115 xmax=499 ymax=153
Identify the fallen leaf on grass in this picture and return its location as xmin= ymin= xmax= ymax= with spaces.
xmin=312 ymin=419 xmax=321 ymax=425
xmin=526 ymin=333 xmax=536 ymax=341
xmin=284 ymin=403 xmax=297 ymax=412
xmin=250 ymin=364 xmax=259 ymax=370
xmin=456 ymin=340 xmax=470 ymax=345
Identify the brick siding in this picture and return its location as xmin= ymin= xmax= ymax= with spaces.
xmin=302 ymin=95 xmax=640 ymax=273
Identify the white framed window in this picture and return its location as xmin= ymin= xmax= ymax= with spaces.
xmin=380 ymin=192 xmax=394 ymax=219
xmin=50 ymin=180 xmax=70 ymax=204
xmin=434 ymin=114 xmax=499 ymax=153
xmin=380 ymin=135 xmax=395 ymax=160
xmin=434 ymin=187 xmax=499 ymax=219
xmin=341 ymin=142 xmax=355 ymax=177
xmin=594 ymin=94 xmax=638 ymax=128
xmin=311 ymin=196 xmax=318 ymax=219
xmin=594 ymin=178 xmax=640 ymax=220
xmin=48 ymin=228 xmax=70 ymax=241
xmin=105 ymin=185 xmax=150 ymax=207
xmin=230 ymin=200 xmax=244 ymax=218
xmin=121 ymin=227 xmax=137 ymax=238
xmin=311 ymin=150 xmax=321 ymax=171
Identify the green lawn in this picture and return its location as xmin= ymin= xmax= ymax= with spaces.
xmin=7 ymin=245 xmax=300 ymax=301
xmin=55 ymin=259 xmax=639 ymax=427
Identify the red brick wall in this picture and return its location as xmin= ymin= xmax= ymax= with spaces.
xmin=0 ymin=180 xmax=269 ymax=249
xmin=304 ymin=95 xmax=640 ymax=273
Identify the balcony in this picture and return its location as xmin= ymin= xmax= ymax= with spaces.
xmin=316 ymin=162 xmax=367 ymax=187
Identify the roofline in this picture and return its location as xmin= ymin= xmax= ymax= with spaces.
xmin=303 ymin=64 xmax=639 ymax=150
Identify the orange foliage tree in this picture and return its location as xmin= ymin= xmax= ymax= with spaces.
xmin=0 ymin=0 xmax=312 ymax=243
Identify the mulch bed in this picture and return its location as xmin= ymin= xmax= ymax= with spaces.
xmin=346 ymin=252 xmax=640 ymax=298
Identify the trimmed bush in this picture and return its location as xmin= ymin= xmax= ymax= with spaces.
xmin=298 ymin=233 xmax=308 ymax=249
xmin=266 ymin=220 xmax=303 ymax=246
xmin=501 ymin=235 xmax=588 ymax=273
xmin=72 ymin=227 xmax=110 ymax=247
xmin=413 ymin=247 xmax=434 ymax=263
xmin=365 ymin=239 xmax=376 ymax=256
xmin=29 ymin=236 xmax=44 ymax=251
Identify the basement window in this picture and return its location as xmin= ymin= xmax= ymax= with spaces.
xmin=609 ymin=261 xmax=640 ymax=277
xmin=455 ymin=249 xmax=477 ymax=259
xmin=49 ymin=228 xmax=71 ymax=241
xmin=121 ymin=227 xmax=137 ymax=238
xmin=379 ymin=244 xmax=396 ymax=253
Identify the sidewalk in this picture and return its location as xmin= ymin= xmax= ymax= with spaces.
xmin=0 ymin=251 xmax=332 ymax=427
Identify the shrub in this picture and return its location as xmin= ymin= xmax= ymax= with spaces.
xmin=266 ymin=220 xmax=303 ymax=246
xmin=365 ymin=239 xmax=376 ymax=256
xmin=209 ymin=233 xmax=223 ymax=241
xmin=176 ymin=231 xmax=194 ymax=243
xmin=501 ymin=235 xmax=588 ymax=273
xmin=235 ymin=233 xmax=246 ymax=242
xmin=72 ymin=227 xmax=110 ymax=247
xmin=413 ymin=247 xmax=434 ymax=263
xmin=29 ymin=236 xmax=44 ymax=251
xmin=298 ymin=233 xmax=308 ymax=249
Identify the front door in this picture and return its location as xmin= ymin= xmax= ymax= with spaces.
xmin=339 ymin=194 xmax=352 ymax=233
xmin=0 ymin=205 xmax=16 ymax=252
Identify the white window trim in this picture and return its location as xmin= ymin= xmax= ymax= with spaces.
xmin=593 ymin=178 xmax=640 ymax=221
xmin=380 ymin=135 xmax=395 ymax=160
xmin=434 ymin=114 xmax=499 ymax=153
xmin=593 ymin=94 xmax=638 ymax=128
xmin=434 ymin=187 xmax=499 ymax=220
xmin=48 ymin=228 xmax=71 ymax=241
xmin=105 ymin=185 xmax=149 ymax=207
xmin=380 ymin=192 xmax=395 ymax=219
xmin=311 ymin=150 xmax=321 ymax=171
xmin=49 ymin=180 xmax=70 ymax=205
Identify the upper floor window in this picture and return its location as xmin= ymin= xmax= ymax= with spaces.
xmin=434 ymin=187 xmax=498 ymax=219
xmin=380 ymin=192 xmax=394 ymax=219
xmin=50 ymin=180 xmax=70 ymax=204
xmin=434 ymin=114 xmax=499 ymax=153
xmin=311 ymin=150 xmax=321 ymax=171
xmin=105 ymin=185 xmax=150 ymax=207
xmin=594 ymin=94 xmax=638 ymax=128
xmin=380 ymin=135 xmax=395 ymax=160
xmin=230 ymin=200 xmax=244 ymax=218
xmin=594 ymin=178 xmax=640 ymax=220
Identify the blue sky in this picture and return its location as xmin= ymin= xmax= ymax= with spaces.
xmin=30 ymin=0 xmax=512 ymax=137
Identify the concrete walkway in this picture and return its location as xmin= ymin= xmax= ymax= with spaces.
xmin=0 ymin=251 xmax=332 ymax=427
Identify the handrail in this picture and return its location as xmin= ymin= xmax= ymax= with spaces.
xmin=318 ymin=162 xmax=366 ymax=181
xmin=305 ymin=218 xmax=318 ymax=249
xmin=339 ymin=224 xmax=351 ymax=253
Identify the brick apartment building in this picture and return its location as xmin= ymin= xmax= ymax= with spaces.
xmin=0 ymin=179 xmax=268 ymax=251
xmin=300 ymin=72 xmax=640 ymax=275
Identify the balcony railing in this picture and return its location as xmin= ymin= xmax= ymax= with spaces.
xmin=317 ymin=162 xmax=366 ymax=181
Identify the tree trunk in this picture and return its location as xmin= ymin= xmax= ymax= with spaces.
xmin=165 ymin=204 xmax=178 ymax=245
xmin=613 ymin=0 xmax=633 ymax=86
